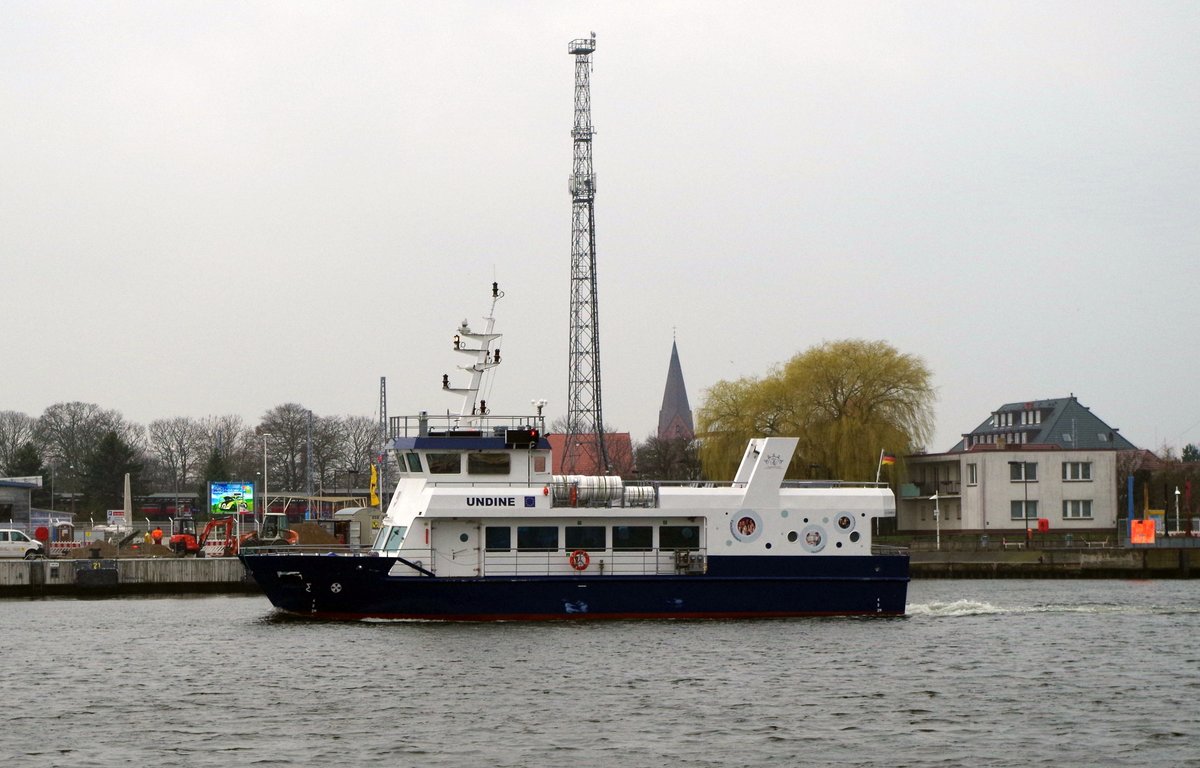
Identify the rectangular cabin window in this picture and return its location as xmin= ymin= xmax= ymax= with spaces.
xmin=659 ymin=525 xmax=701 ymax=550
xmin=533 ymin=455 xmax=547 ymax=473
xmin=468 ymin=452 xmax=511 ymax=475
xmin=565 ymin=526 xmax=605 ymax=549
xmin=427 ymin=453 xmax=461 ymax=474
xmin=485 ymin=526 xmax=511 ymax=551
xmin=405 ymin=453 xmax=423 ymax=473
xmin=517 ymin=526 xmax=559 ymax=551
xmin=612 ymin=525 xmax=652 ymax=551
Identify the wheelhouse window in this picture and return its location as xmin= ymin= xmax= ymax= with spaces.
xmin=380 ymin=526 xmax=407 ymax=550
xmin=659 ymin=525 xmax=700 ymax=550
xmin=405 ymin=453 xmax=423 ymax=473
xmin=565 ymin=526 xmax=605 ymax=549
xmin=427 ymin=453 xmax=461 ymax=474
xmin=533 ymin=455 xmax=547 ymax=473
xmin=468 ymin=452 xmax=510 ymax=475
xmin=1062 ymin=462 xmax=1092 ymax=481
xmin=612 ymin=525 xmax=652 ymax=551
xmin=516 ymin=526 xmax=559 ymax=551
xmin=485 ymin=526 xmax=511 ymax=551
xmin=1010 ymin=500 xmax=1038 ymax=520
xmin=1063 ymin=500 xmax=1093 ymax=519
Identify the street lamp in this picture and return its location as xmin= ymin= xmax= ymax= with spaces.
xmin=932 ymin=492 xmax=941 ymax=551
xmin=1175 ymin=486 xmax=1181 ymax=535
xmin=260 ymin=433 xmax=271 ymax=531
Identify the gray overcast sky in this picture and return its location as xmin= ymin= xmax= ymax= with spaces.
xmin=3 ymin=1 xmax=1198 ymax=455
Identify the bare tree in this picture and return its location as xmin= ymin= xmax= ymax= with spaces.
xmin=340 ymin=415 xmax=380 ymax=473
xmin=0 ymin=411 xmax=37 ymax=471
xmin=35 ymin=402 xmax=133 ymax=492
xmin=259 ymin=404 xmax=314 ymax=492
xmin=147 ymin=417 xmax=207 ymax=495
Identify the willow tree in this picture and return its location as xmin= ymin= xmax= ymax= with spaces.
xmin=696 ymin=340 xmax=934 ymax=481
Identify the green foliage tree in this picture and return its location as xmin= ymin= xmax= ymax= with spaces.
xmin=5 ymin=441 xmax=50 ymax=507
xmin=696 ymin=339 xmax=935 ymax=481
xmin=80 ymin=430 xmax=144 ymax=514
xmin=1182 ymin=443 xmax=1199 ymax=463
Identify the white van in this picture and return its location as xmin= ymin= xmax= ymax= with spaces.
xmin=0 ymin=529 xmax=45 ymax=559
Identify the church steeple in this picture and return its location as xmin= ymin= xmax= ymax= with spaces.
xmin=657 ymin=339 xmax=694 ymax=440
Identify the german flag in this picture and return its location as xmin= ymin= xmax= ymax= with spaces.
xmin=881 ymin=452 xmax=896 ymax=465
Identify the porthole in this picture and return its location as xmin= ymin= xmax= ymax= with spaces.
xmin=800 ymin=524 xmax=826 ymax=553
xmin=835 ymin=513 xmax=855 ymax=533
xmin=849 ymin=531 xmax=861 ymax=543
xmin=787 ymin=531 xmax=798 ymax=542
xmin=459 ymin=533 xmax=469 ymax=543
xmin=765 ymin=542 xmax=772 ymax=550
xmin=730 ymin=509 xmax=762 ymax=543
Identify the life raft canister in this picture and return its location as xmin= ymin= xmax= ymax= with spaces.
xmin=568 ymin=549 xmax=590 ymax=571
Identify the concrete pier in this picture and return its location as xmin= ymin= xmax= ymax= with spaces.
xmin=0 ymin=557 xmax=261 ymax=598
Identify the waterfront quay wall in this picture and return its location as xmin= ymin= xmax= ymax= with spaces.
xmin=2 ymin=548 xmax=1197 ymax=598
xmin=911 ymin=547 xmax=1200 ymax=578
xmin=0 ymin=557 xmax=261 ymax=598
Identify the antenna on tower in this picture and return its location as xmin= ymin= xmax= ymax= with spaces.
xmin=563 ymin=33 xmax=609 ymax=475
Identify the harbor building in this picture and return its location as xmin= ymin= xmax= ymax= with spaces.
xmin=898 ymin=396 xmax=1138 ymax=536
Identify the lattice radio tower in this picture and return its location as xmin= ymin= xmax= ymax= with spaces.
xmin=563 ymin=33 xmax=609 ymax=475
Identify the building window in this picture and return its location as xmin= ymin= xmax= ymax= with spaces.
xmin=1063 ymin=500 xmax=1093 ymax=519
xmin=967 ymin=463 xmax=978 ymax=486
xmin=1062 ymin=462 xmax=1092 ymax=481
xmin=1009 ymin=461 xmax=1037 ymax=482
xmin=1010 ymin=500 xmax=1039 ymax=520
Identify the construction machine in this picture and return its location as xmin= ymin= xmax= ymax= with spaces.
xmin=168 ymin=517 xmax=200 ymax=556
xmin=240 ymin=511 xmax=299 ymax=548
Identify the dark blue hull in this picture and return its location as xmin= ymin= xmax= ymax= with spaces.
xmin=240 ymin=553 xmax=910 ymax=620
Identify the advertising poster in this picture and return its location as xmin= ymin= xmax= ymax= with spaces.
xmin=209 ymin=481 xmax=255 ymax=517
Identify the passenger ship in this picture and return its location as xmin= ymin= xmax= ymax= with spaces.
xmin=240 ymin=284 xmax=909 ymax=620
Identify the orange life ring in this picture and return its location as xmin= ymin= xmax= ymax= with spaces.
xmin=568 ymin=549 xmax=590 ymax=571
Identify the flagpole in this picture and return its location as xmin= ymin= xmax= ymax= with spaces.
xmin=875 ymin=448 xmax=885 ymax=484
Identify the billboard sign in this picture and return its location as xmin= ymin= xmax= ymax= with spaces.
xmin=209 ymin=481 xmax=255 ymax=517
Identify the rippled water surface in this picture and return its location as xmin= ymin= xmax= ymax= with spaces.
xmin=4 ymin=580 xmax=1198 ymax=767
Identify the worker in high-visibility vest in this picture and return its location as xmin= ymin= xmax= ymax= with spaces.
xmin=151 ymin=527 xmax=163 ymax=545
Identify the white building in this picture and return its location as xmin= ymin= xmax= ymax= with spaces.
xmin=899 ymin=396 xmax=1137 ymax=536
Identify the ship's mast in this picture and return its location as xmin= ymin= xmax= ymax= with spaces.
xmin=563 ymin=33 xmax=609 ymax=475
xmin=443 ymin=282 xmax=504 ymax=426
